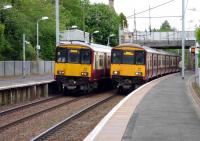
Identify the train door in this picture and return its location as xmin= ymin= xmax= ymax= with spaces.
xmin=151 ymin=54 xmax=153 ymax=78
xmin=146 ymin=53 xmax=150 ymax=79
xmin=104 ymin=53 xmax=107 ymax=77
xmin=170 ymin=56 xmax=172 ymax=73
xmin=176 ymin=56 xmax=179 ymax=72
xmin=94 ymin=52 xmax=98 ymax=80
xmin=157 ymin=55 xmax=159 ymax=76
xmin=153 ymin=54 xmax=157 ymax=77
xmin=167 ymin=56 xmax=170 ymax=73
xmin=162 ymin=55 xmax=165 ymax=75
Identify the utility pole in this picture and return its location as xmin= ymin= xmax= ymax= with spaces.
xmin=22 ymin=34 xmax=30 ymax=78
xmin=23 ymin=34 xmax=26 ymax=78
xmin=149 ymin=5 xmax=151 ymax=35
xmin=81 ymin=0 xmax=86 ymax=42
xmin=182 ymin=0 xmax=185 ymax=79
xmin=36 ymin=21 xmax=39 ymax=60
xmin=56 ymin=0 xmax=59 ymax=46
xmin=134 ymin=9 xmax=137 ymax=41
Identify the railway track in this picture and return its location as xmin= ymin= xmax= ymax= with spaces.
xmin=0 ymin=96 xmax=84 ymax=132
xmin=30 ymin=95 xmax=116 ymax=141
xmin=0 ymin=95 xmax=62 ymax=116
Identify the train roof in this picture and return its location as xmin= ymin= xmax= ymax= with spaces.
xmin=115 ymin=43 xmax=159 ymax=54
xmin=114 ymin=43 xmax=179 ymax=56
xmin=59 ymin=41 xmax=111 ymax=53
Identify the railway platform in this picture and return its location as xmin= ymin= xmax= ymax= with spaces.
xmin=84 ymin=71 xmax=200 ymax=141
xmin=0 ymin=75 xmax=55 ymax=106
xmin=0 ymin=74 xmax=54 ymax=88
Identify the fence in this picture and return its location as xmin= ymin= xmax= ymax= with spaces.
xmin=0 ymin=61 xmax=54 ymax=77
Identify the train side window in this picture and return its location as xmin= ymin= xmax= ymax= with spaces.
xmin=162 ymin=56 xmax=165 ymax=66
xmin=99 ymin=55 xmax=104 ymax=67
xmin=153 ymin=55 xmax=157 ymax=66
xmin=158 ymin=55 xmax=161 ymax=67
xmin=162 ymin=58 xmax=165 ymax=66
xmin=166 ymin=56 xmax=169 ymax=66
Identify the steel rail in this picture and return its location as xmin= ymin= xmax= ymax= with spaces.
xmin=0 ymin=95 xmax=62 ymax=116
xmin=30 ymin=95 xmax=116 ymax=141
xmin=0 ymin=96 xmax=84 ymax=132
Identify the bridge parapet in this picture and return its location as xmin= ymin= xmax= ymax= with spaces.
xmin=121 ymin=31 xmax=196 ymax=49
xmin=134 ymin=31 xmax=195 ymax=41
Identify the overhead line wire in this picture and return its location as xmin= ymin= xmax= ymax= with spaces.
xmin=127 ymin=0 xmax=176 ymax=18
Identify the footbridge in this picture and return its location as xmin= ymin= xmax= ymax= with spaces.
xmin=121 ymin=31 xmax=196 ymax=49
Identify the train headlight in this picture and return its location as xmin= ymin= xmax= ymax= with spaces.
xmin=57 ymin=70 xmax=64 ymax=75
xmin=81 ymin=72 xmax=88 ymax=77
xmin=135 ymin=72 xmax=142 ymax=76
xmin=113 ymin=71 xmax=120 ymax=75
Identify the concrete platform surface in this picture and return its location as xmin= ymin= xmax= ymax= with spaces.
xmin=84 ymin=72 xmax=200 ymax=141
xmin=0 ymin=75 xmax=54 ymax=88
xmin=122 ymin=72 xmax=200 ymax=141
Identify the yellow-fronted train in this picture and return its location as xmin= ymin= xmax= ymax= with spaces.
xmin=110 ymin=43 xmax=180 ymax=92
xmin=54 ymin=41 xmax=111 ymax=94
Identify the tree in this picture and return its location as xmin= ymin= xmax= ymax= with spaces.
xmin=85 ymin=3 xmax=120 ymax=46
xmin=0 ymin=0 xmax=121 ymax=60
xmin=0 ymin=0 xmax=66 ymax=60
xmin=119 ymin=13 xmax=128 ymax=28
xmin=195 ymin=27 xmax=200 ymax=45
xmin=159 ymin=20 xmax=174 ymax=32
xmin=195 ymin=27 xmax=200 ymax=67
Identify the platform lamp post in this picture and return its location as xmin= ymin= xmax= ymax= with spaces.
xmin=22 ymin=34 xmax=30 ymax=78
xmin=107 ymin=34 xmax=115 ymax=46
xmin=90 ymin=30 xmax=99 ymax=43
xmin=181 ymin=0 xmax=185 ymax=79
xmin=36 ymin=16 xmax=49 ymax=61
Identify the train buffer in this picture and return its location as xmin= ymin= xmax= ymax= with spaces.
xmin=84 ymin=71 xmax=200 ymax=141
xmin=0 ymin=75 xmax=55 ymax=106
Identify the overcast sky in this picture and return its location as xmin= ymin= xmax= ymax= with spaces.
xmin=90 ymin=0 xmax=200 ymax=31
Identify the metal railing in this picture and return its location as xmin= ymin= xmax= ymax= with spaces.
xmin=121 ymin=31 xmax=195 ymax=43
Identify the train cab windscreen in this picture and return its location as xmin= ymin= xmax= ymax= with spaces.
xmin=111 ymin=50 xmax=122 ymax=64
xmin=122 ymin=51 xmax=135 ymax=64
xmin=68 ymin=49 xmax=80 ymax=63
xmin=135 ymin=51 xmax=145 ymax=65
xmin=81 ymin=49 xmax=91 ymax=64
xmin=56 ymin=48 xmax=67 ymax=63
xmin=111 ymin=49 xmax=145 ymax=65
xmin=56 ymin=47 xmax=91 ymax=64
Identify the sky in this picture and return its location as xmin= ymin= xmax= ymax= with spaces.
xmin=90 ymin=0 xmax=200 ymax=31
